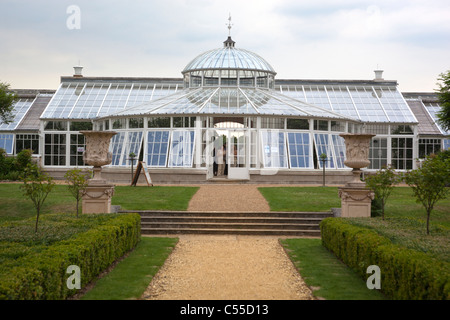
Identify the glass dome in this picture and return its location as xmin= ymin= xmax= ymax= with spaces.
xmin=182 ymin=37 xmax=276 ymax=89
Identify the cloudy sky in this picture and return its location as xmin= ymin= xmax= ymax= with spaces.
xmin=1 ymin=0 xmax=449 ymax=92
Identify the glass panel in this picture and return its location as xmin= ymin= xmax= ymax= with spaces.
xmin=314 ymin=120 xmax=328 ymax=131
xmin=261 ymin=131 xmax=288 ymax=168
xmin=110 ymin=132 xmax=126 ymax=165
xmin=287 ymin=118 xmax=309 ymax=130
xmin=0 ymin=99 xmax=33 ymax=130
xmin=168 ymin=130 xmax=195 ymax=167
xmin=121 ymin=132 xmax=143 ymax=166
xmin=391 ymin=137 xmax=413 ymax=170
xmin=287 ymin=132 xmax=310 ymax=168
xmin=332 ymin=134 xmax=346 ymax=168
xmin=314 ymin=133 xmax=335 ymax=169
xmin=0 ymin=134 xmax=14 ymax=154
xmin=44 ymin=134 xmax=66 ymax=166
xmin=148 ymin=117 xmax=170 ymax=128
xmin=70 ymin=121 xmax=93 ymax=131
xmin=128 ymin=118 xmax=144 ymax=129
xmin=69 ymin=134 xmax=85 ymax=166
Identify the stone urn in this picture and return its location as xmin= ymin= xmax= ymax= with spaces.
xmin=338 ymin=133 xmax=375 ymax=218
xmin=339 ymin=133 xmax=376 ymax=187
xmin=80 ymin=131 xmax=117 ymax=214
xmin=80 ymin=131 xmax=117 ymax=185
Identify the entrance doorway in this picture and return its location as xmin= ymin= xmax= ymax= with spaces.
xmin=206 ymin=119 xmax=250 ymax=180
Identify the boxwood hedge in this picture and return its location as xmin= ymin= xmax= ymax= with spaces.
xmin=0 ymin=213 xmax=141 ymax=300
xmin=320 ymin=218 xmax=449 ymax=300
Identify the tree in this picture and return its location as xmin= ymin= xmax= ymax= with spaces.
xmin=0 ymin=82 xmax=18 ymax=125
xmin=64 ymin=168 xmax=91 ymax=218
xmin=404 ymin=155 xmax=450 ymax=235
xmin=436 ymin=70 xmax=450 ymax=132
xmin=20 ymin=164 xmax=55 ymax=233
xmin=365 ymin=165 xmax=401 ymax=220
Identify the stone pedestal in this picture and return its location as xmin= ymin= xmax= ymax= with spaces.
xmin=80 ymin=131 xmax=117 ymax=214
xmin=338 ymin=187 xmax=374 ymax=218
xmin=338 ymin=133 xmax=376 ymax=218
xmin=81 ymin=184 xmax=115 ymax=214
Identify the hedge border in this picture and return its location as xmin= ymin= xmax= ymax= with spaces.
xmin=320 ymin=218 xmax=449 ymax=300
xmin=0 ymin=213 xmax=141 ymax=300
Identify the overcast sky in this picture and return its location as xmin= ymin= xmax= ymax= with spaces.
xmin=1 ymin=0 xmax=449 ymax=92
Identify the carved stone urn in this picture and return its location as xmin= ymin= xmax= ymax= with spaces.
xmin=80 ymin=131 xmax=117 ymax=213
xmin=340 ymin=133 xmax=375 ymax=187
xmin=80 ymin=131 xmax=117 ymax=185
xmin=338 ymin=133 xmax=375 ymax=218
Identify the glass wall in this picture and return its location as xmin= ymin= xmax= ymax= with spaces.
xmin=0 ymin=134 xmax=14 ymax=154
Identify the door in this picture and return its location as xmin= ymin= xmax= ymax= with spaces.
xmin=227 ymin=130 xmax=250 ymax=180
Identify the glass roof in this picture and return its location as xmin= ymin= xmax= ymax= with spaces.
xmin=424 ymin=102 xmax=449 ymax=135
xmin=277 ymin=84 xmax=417 ymax=123
xmin=183 ymin=47 xmax=276 ymax=75
xmin=105 ymin=87 xmax=353 ymax=120
xmin=0 ymin=99 xmax=34 ymax=130
xmin=41 ymin=82 xmax=179 ymax=119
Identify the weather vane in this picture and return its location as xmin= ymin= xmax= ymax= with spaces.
xmin=226 ymin=13 xmax=233 ymax=36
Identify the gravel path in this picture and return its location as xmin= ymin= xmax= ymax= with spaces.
xmin=142 ymin=185 xmax=314 ymax=300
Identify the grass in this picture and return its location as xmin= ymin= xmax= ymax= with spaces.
xmin=81 ymin=237 xmax=178 ymax=300
xmin=281 ymin=238 xmax=386 ymax=300
xmin=0 ymin=184 xmax=199 ymax=223
xmin=258 ymin=186 xmax=341 ymax=212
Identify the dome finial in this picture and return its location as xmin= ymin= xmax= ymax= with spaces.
xmin=224 ymin=14 xmax=235 ymax=48
xmin=227 ymin=13 xmax=233 ymax=36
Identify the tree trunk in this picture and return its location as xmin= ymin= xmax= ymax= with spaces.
xmin=35 ymin=207 xmax=40 ymax=233
xmin=426 ymin=209 xmax=431 ymax=235
xmin=76 ymin=198 xmax=79 ymax=218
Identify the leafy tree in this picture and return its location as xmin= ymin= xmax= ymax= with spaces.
xmin=404 ymin=155 xmax=450 ymax=235
xmin=365 ymin=165 xmax=401 ymax=220
xmin=20 ymin=164 xmax=55 ymax=233
xmin=64 ymin=168 xmax=91 ymax=217
xmin=0 ymin=82 xmax=18 ymax=125
xmin=436 ymin=70 xmax=450 ymax=132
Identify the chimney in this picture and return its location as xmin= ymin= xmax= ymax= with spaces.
xmin=73 ymin=65 xmax=83 ymax=78
xmin=374 ymin=69 xmax=384 ymax=81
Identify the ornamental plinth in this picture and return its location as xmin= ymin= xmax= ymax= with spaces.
xmin=80 ymin=131 xmax=117 ymax=214
xmin=338 ymin=133 xmax=375 ymax=218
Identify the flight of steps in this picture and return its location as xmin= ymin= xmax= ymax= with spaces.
xmin=121 ymin=210 xmax=334 ymax=237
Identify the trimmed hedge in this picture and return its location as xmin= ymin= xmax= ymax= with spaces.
xmin=320 ymin=218 xmax=450 ymax=300
xmin=0 ymin=213 xmax=141 ymax=300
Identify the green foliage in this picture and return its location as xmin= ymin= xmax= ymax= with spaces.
xmin=0 ymin=148 xmax=33 ymax=180
xmin=365 ymin=165 xmax=401 ymax=220
xmin=20 ymin=165 xmax=55 ymax=233
xmin=0 ymin=82 xmax=18 ymax=125
xmin=0 ymin=213 xmax=141 ymax=300
xmin=404 ymin=154 xmax=450 ymax=235
xmin=320 ymin=218 xmax=450 ymax=300
xmin=436 ymin=70 xmax=450 ymax=132
xmin=64 ymin=168 xmax=91 ymax=217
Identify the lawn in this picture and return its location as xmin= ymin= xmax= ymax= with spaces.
xmin=80 ymin=237 xmax=178 ymax=300
xmin=0 ymin=183 xmax=199 ymax=223
xmin=281 ymin=238 xmax=386 ymax=300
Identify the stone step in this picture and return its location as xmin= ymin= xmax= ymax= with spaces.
xmin=125 ymin=210 xmax=333 ymax=219
xmin=140 ymin=216 xmax=323 ymax=224
xmin=120 ymin=210 xmax=333 ymax=237
xmin=141 ymin=228 xmax=321 ymax=237
xmin=141 ymin=222 xmax=320 ymax=230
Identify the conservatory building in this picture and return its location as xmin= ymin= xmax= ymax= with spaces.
xmin=1 ymin=35 xmax=448 ymax=184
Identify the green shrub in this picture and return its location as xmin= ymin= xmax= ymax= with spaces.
xmin=0 ymin=213 xmax=141 ymax=300
xmin=320 ymin=218 xmax=450 ymax=300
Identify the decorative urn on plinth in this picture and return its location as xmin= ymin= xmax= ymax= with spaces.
xmin=338 ymin=133 xmax=375 ymax=218
xmin=80 ymin=131 xmax=117 ymax=214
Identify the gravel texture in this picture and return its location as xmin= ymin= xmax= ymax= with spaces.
xmin=141 ymin=185 xmax=314 ymax=300
xmin=142 ymin=235 xmax=314 ymax=300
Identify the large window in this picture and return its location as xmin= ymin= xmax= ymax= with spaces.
xmin=44 ymin=134 xmax=66 ymax=166
xmin=369 ymin=138 xmax=388 ymax=169
xmin=391 ymin=137 xmax=413 ymax=170
xmin=314 ymin=134 xmax=335 ymax=169
xmin=418 ymin=138 xmax=441 ymax=158
xmin=331 ymin=134 xmax=346 ymax=168
xmin=16 ymin=134 xmax=39 ymax=154
xmin=70 ymin=134 xmax=86 ymax=166
xmin=261 ymin=131 xmax=288 ymax=168
xmin=0 ymin=134 xmax=14 ymax=154
xmin=287 ymin=132 xmax=310 ymax=168
xmin=110 ymin=132 xmax=143 ymax=166
xmin=168 ymin=130 xmax=196 ymax=167
xmin=110 ymin=132 xmax=126 ymax=166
